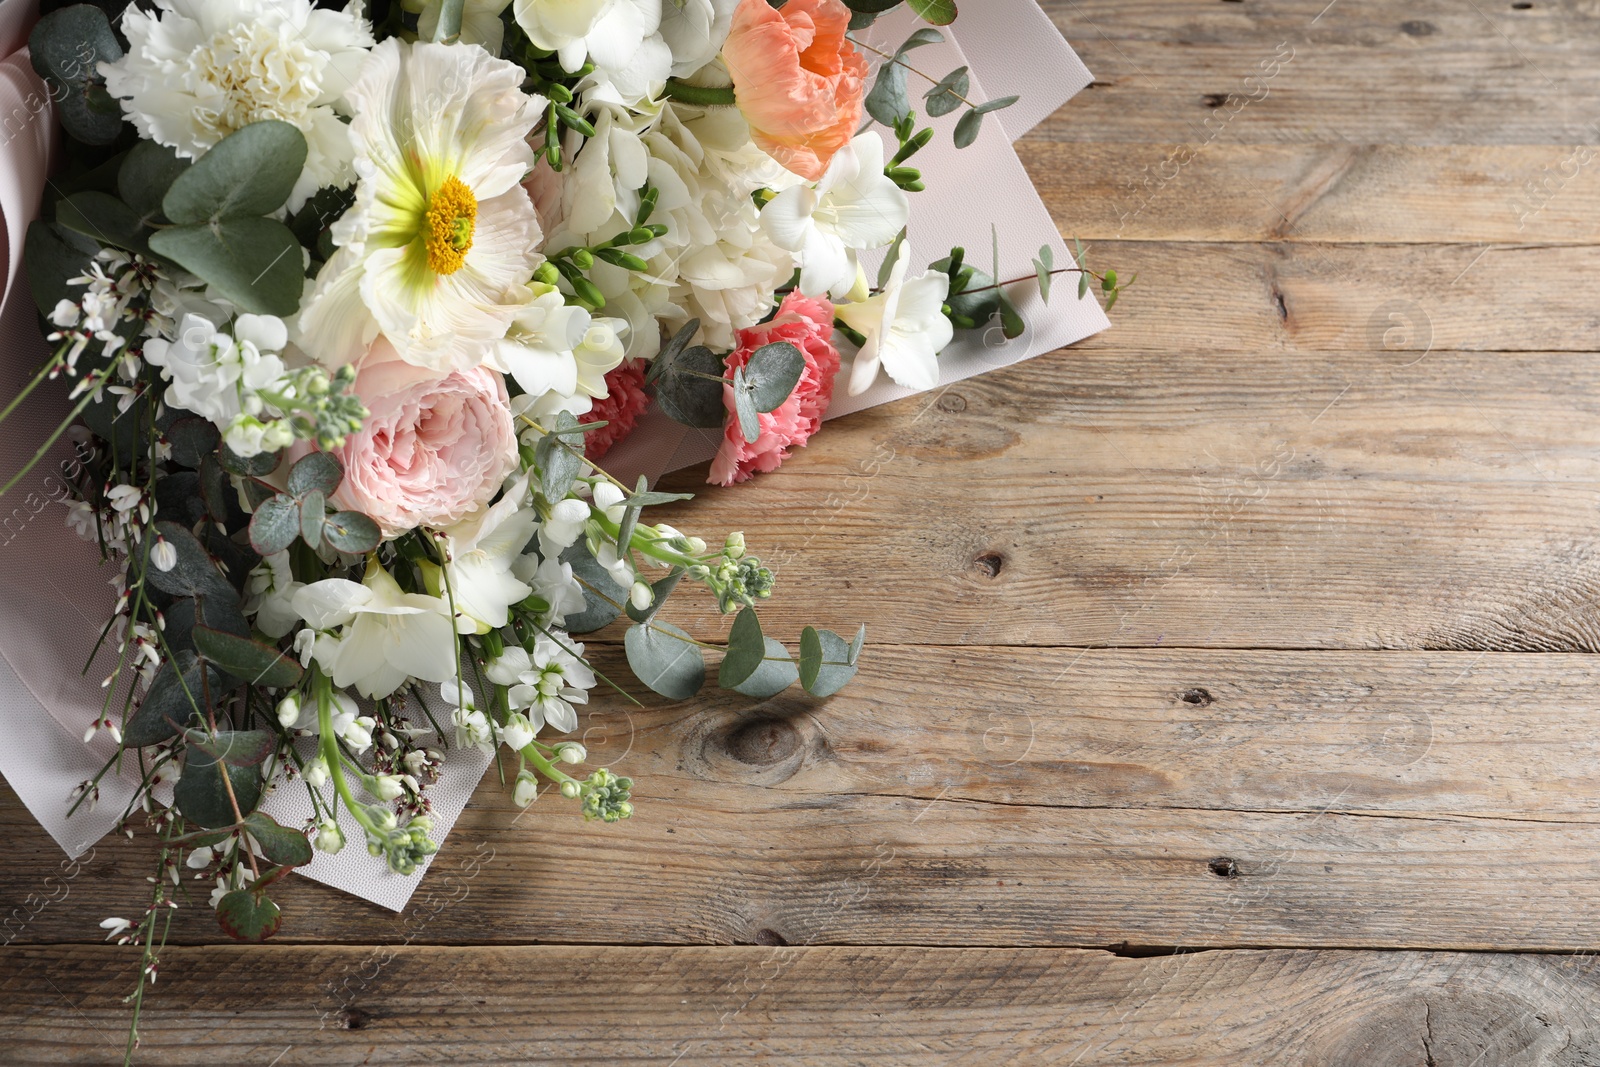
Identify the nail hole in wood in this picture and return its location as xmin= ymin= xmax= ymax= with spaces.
xmin=1202 ymin=92 xmax=1229 ymax=108
xmin=975 ymin=552 xmax=1005 ymax=578
xmin=1180 ymin=687 xmax=1213 ymax=706
xmin=1208 ymin=857 xmax=1239 ymax=878
xmin=342 ymin=1007 xmax=373 ymax=1030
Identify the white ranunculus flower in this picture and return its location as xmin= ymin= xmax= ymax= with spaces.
xmin=292 ymin=564 xmax=456 ymax=698
xmin=439 ymin=479 xmax=541 ymax=635
xmin=838 ymin=243 xmax=954 ymax=396
xmin=296 ymin=39 xmax=546 ymax=372
xmin=762 ymin=133 xmax=909 ymax=299
xmin=658 ymin=0 xmax=737 ymax=77
xmin=100 ymin=0 xmax=374 ymax=211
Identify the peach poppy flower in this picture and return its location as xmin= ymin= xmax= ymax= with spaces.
xmin=721 ymin=0 xmax=869 ymax=181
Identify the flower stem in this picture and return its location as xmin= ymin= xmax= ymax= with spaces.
xmin=662 ymin=79 xmax=737 ymax=107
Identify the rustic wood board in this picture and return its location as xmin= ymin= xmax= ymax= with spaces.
xmin=3 ymin=945 xmax=1599 ymax=1066
xmin=5 ymin=0 xmax=1598 ymax=1060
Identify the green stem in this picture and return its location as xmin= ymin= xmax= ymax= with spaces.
xmin=314 ymin=667 xmax=378 ymax=841
xmin=662 ymin=79 xmax=737 ymax=107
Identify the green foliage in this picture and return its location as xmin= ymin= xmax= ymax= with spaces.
xmin=323 ymin=511 xmax=381 ymax=554
xmin=147 ymin=217 xmax=304 ymax=317
xmin=717 ymin=607 xmax=766 ymax=688
xmin=730 ymin=637 xmax=798 ymax=699
xmin=29 ymin=5 xmax=123 ymax=145
xmin=184 ymin=727 xmax=275 ymax=767
xmin=241 ymin=813 xmax=313 ymax=868
xmin=742 ymin=342 xmax=806 ymax=412
xmin=559 ymin=541 xmax=627 ymax=634
xmin=147 ymin=521 xmax=239 ymax=604
xmin=192 ymin=625 xmax=303 ymax=688
xmin=248 ymin=495 xmax=301 ymax=556
xmin=161 ymin=121 xmax=308 ymax=224
xmin=534 ymin=411 xmax=584 ymax=503
xmin=286 ymin=451 xmax=342 ymax=496
xmin=215 ymin=883 xmax=282 ymax=941
xmin=865 ymin=28 xmax=943 ymax=128
xmin=799 ymin=626 xmax=862 ymax=697
xmin=906 ymin=0 xmax=957 ymax=23
xmin=650 ymin=344 xmax=727 ymax=428
xmin=118 ymin=141 xmax=190 ymax=224
xmin=174 ymin=738 xmax=263 ymax=828
xmin=953 ymin=95 xmax=1019 ymax=149
xmin=624 ymin=621 xmax=705 ymax=700
xmin=166 ymin=418 xmax=220 ymax=470
xmin=24 ymin=220 xmax=98 ymax=315
xmin=122 ymin=650 xmax=234 ymax=747
xmin=56 ymin=191 xmax=148 ymax=254
xmin=924 ymin=65 xmax=969 ymax=117
xmin=247 ymin=452 xmax=380 ymax=557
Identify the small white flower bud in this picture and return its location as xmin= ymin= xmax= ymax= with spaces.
xmin=150 ymin=537 xmax=178 ymax=572
xmin=513 ymin=772 xmax=539 ymax=808
xmin=560 ymin=780 xmax=581 ymax=799
xmin=303 ymin=756 xmax=329 ymax=789
xmin=371 ymin=774 xmax=404 ymax=801
xmin=501 ymin=712 xmax=535 ymax=751
xmin=630 ymin=580 xmax=653 ymax=611
xmin=315 ymin=821 xmax=345 ymax=854
xmin=557 ymin=742 xmax=586 ymax=765
xmin=275 ymin=693 xmax=301 ymax=729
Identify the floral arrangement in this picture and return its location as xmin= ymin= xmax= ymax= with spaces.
xmin=3 ymin=0 xmax=1127 ymax=1058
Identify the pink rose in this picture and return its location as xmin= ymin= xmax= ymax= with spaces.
xmin=711 ymin=293 xmax=841 ymax=486
xmin=329 ymin=338 xmax=519 ymax=536
xmin=584 ymin=359 xmax=652 ymax=462
xmin=722 ymin=0 xmax=868 ymax=181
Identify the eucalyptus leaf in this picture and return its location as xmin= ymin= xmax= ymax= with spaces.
xmin=798 ymin=626 xmax=824 ymax=690
xmin=535 ymin=411 xmax=584 ymax=503
xmin=184 ymin=727 xmax=275 ymax=767
xmin=176 ymin=745 xmax=263 ymax=829
xmin=559 ymin=541 xmax=626 ymax=634
xmin=119 ymin=140 xmax=190 ymax=224
xmin=166 ymin=417 xmax=220 ymax=469
xmin=731 ymin=637 xmax=799 ymax=699
xmin=644 ymin=318 xmax=702 ymax=386
xmin=25 ymin=220 xmax=98 ymax=315
xmin=216 ymin=886 xmax=281 ymax=941
xmin=147 ymin=217 xmax=304 ymax=316
xmin=624 ymin=568 xmax=683 ymax=625
xmin=299 ymin=489 xmax=326 ymax=549
xmin=323 ymin=511 xmax=381 ymax=554
xmin=147 ymin=521 xmax=238 ymax=604
xmin=731 ymin=370 xmax=760 ymax=444
xmin=162 ymin=594 xmax=250 ymax=657
xmin=242 ymin=811 xmax=313 ymax=868
xmin=718 ymin=608 xmax=765 ymax=688
xmin=218 ymin=441 xmax=279 ymax=477
xmin=162 ymin=120 xmax=308 ymax=224
xmin=624 ymin=621 xmax=705 ymax=700
xmin=651 ymin=345 xmax=726 ymax=429
xmin=804 ymin=628 xmax=860 ymax=698
xmin=122 ymin=650 xmax=209 ymax=747
xmin=954 ymin=109 xmax=984 ymax=149
xmin=29 ymin=5 xmax=123 ymax=145
xmin=287 ymin=451 xmax=342 ymax=496
xmin=193 ymin=625 xmax=302 ymax=688
xmin=924 ymin=66 xmax=969 ymax=117
xmin=248 ymin=495 xmax=301 ymax=556
xmin=743 ymin=341 xmax=805 ymax=413
xmin=154 ymin=472 xmax=207 ymax=528
xmin=999 ymin=294 xmax=1025 ymax=340
xmin=906 ymin=0 xmax=957 ymax=23
xmin=849 ymin=624 xmax=867 ymax=666
xmin=56 ymin=192 xmax=147 ymax=253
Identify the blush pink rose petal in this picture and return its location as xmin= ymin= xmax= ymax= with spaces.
xmin=711 ymin=293 xmax=841 ymax=486
xmin=330 ymin=338 xmax=520 ymax=536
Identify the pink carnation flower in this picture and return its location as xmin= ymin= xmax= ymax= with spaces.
xmin=584 ymin=359 xmax=652 ymax=461
xmin=710 ymin=293 xmax=841 ymax=486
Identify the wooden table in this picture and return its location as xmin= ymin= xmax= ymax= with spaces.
xmin=6 ymin=0 xmax=1600 ymax=1062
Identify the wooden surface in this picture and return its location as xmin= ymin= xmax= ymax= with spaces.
xmin=6 ymin=0 xmax=1600 ymax=1062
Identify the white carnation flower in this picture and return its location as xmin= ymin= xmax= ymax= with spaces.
xmin=100 ymin=0 xmax=375 ymax=211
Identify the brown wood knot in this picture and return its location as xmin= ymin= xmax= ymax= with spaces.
xmin=1201 ymin=92 xmax=1229 ymax=108
xmin=1179 ymin=687 xmax=1213 ymax=707
xmin=937 ymin=392 xmax=967 ymax=413
xmin=974 ymin=552 xmax=1005 ymax=578
xmin=1400 ymin=19 xmax=1438 ymax=34
xmin=752 ymin=928 xmax=788 ymax=946
xmin=341 ymin=1007 xmax=373 ymax=1030
xmin=1208 ymin=857 xmax=1239 ymax=878
xmin=725 ymin=717 xmax=801 ymax=766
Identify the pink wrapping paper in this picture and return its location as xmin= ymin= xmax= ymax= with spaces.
xmin=0 ymin=0 xmax=1099 ymax=909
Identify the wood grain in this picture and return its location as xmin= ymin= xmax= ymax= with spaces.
xmin=9 ymin=650 xmax=1600 ymax=951
xmin=1023 ymin=143 xmax=1600 ymax=244
xmin=1034 ymin=0 xmax=1600 ymax=144
xmin=3 ymin=945 xmax=1598 ymax=1066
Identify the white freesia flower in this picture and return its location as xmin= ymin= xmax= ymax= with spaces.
xmin=761 ymin=133 xmax=908 ymax=299
xmin=485 ymin=635 xmax=595 ymax=733
xmin=292 ymin=564 xmax=456 ymax=698
xmin=514 ymin=0 xmax=612 ymax=71
xmin=101 ymin=0 xmax=374 ymax=211
xmin=440 ymin=480 xmax=541 ymax=634
xmin=838 ymin=243 xmax=954 ymax=396
xmin=247 ymin=551 xmax=304 ymax=639
xmin=488 ymin=287 xmax=625 ymax=405
xmin=592 ymin=481 xmax=627 ymax=523
xmin=514 ymin=555 xmax=588 ymax=628
xmin=538 ymin=497 xmax=592 ymax=557
xmin=297 ymin=40 xmax=546 ymax=372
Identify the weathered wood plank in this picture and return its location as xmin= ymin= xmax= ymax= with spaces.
xmin=1024 ymin=143 xmax=1600 ymax=244
xmin=622 ymin=343 xmax=1600 ymax=650
xmin=9 ymin=650 xmax=1600 ymax=951
xmin=2 ymin=945 xmax=1598 ymax=1065
xmin=1032 ymin=0 xmax=1600 ymax=144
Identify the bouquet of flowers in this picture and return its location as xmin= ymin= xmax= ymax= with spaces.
xmin=2 ymin=0 xmax=1125 ymax=1057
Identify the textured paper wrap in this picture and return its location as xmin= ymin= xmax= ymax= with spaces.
xmin=0 ymin=0 xmax=1097 ymax=910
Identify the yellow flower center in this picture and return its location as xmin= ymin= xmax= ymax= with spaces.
xmin=424 ymin=176 xmax=477 ymax=275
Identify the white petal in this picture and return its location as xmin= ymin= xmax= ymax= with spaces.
xmin=292 ymin=580 xmax=371 ymax=630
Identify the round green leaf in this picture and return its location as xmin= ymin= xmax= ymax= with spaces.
xmin=804 ymin=628 xmax=861 ymax=698
xmin=219 ymin=441 xmax=280 ymax=477
xmin=560 ymin=542 xmax=627 ymax=634
xmin=122 ymin=650 xmax=215 ymax=747
xmin=29 ymin=5 xmax=123 ymax=145
xmin=743 ymin=342 xmax=805 ymax=413
xmin=718 ymin=608 xmax=766 ymax=688
xmin=248 ymin=495 xmax=301 ymax=556
xmin=652 ymin=345 xmax=727 ymax=429
xmin=119 ymin=140 xmax=191 ymax=224
xmin=162 ymin=120 xmax=308 ymax=224
xmin=298 ymin=489 xmax=326 ymax=549
xmin=624 ymin=621 xmax=706 ymax=701
xmin=324 ymin=511 xmax=381 ymax=554
xmin=241 ymin=812 xmax=313 ymax=868
xmin=148 ymin=521 xmax=238 ymax=603
xmin=732 ymin=369 xmax=760 ymax=443
xmin=25 ymin=220 xmax=98 ymax=315
xmin=731 ymin=637 xmax=799 ymax=699
xmin=166 ymin=417 xmax=220 ymax=469
xmin=175 ymin=744 xmax=263 ymax=829
xmin=907 ymin=0 xmax=958 ymax=23
xmin=147 ymin=217 xmax=305 ymax=316
xmin=287 ymin=451 xmax=343 ymax=497
xmin=798 ymin=626 xmax=824 ymax=691
xmin=56 ymin=192 xmax=147 ymax=254
xmin=216 ymin=887 xmax=281 ymax=941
